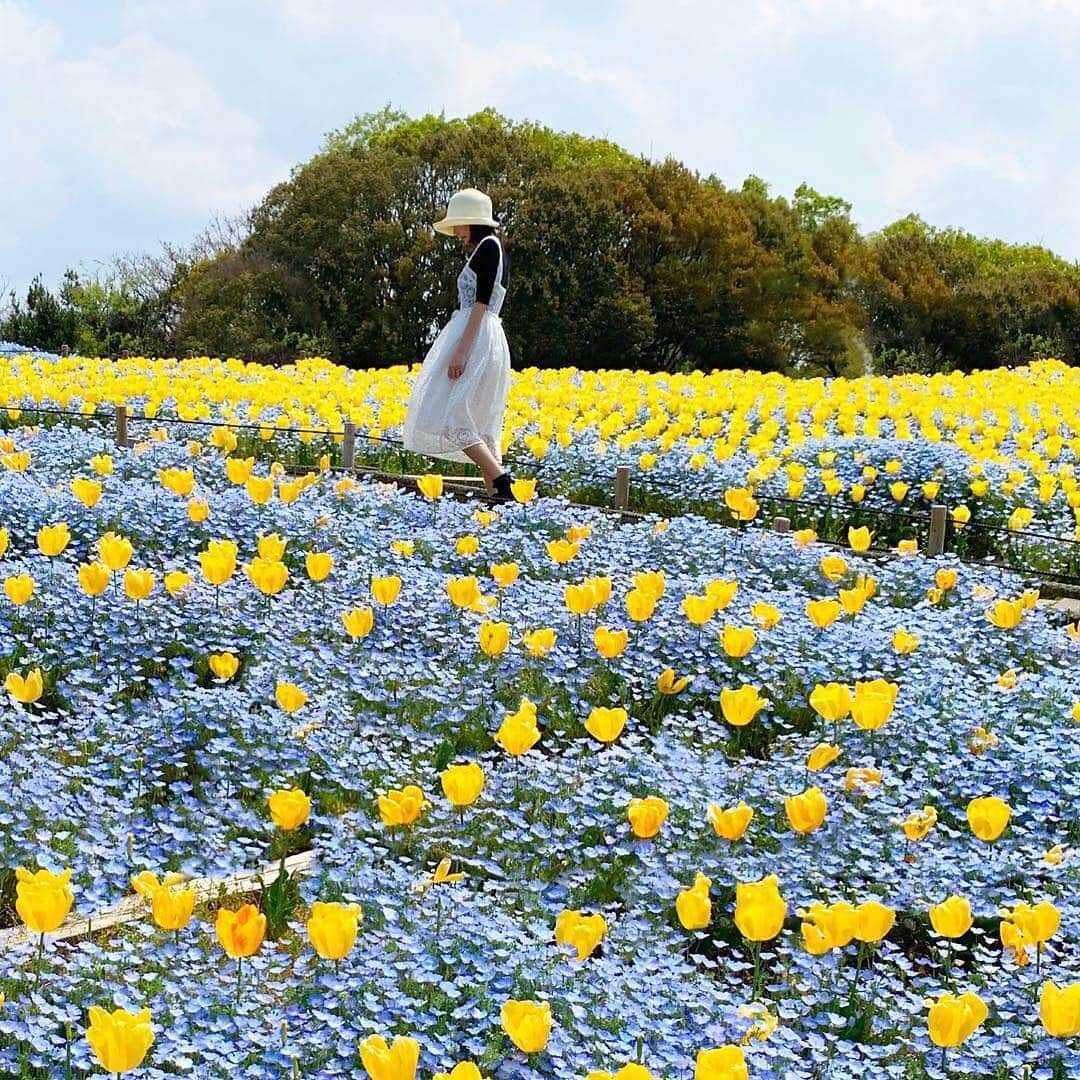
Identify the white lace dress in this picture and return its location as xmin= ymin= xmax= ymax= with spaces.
xmin=401 ymin=236 xmax=511 ymax=463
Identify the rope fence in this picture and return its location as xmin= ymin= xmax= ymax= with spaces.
xmin=2 ymin=398 xmax=1078 ymax=585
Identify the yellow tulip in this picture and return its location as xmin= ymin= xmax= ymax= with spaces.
xmin=751 ymin=600 xmax=782 ymax=629
xmin=585 ymin=706 xmax=627 ymax=744
xmin=625 ymin=588 xmax=657 ymax=621
xmin=359 ymin=1034 xmax=420 ymax=1080
xmin=720 ymin=625 xmax=755 ymax=658
xmin=245 ymin=474 xmax=274 ymax=505
xmin=216 ymin=903 xmax=266 ymax=958
xmin=785 ymin=786 xmax=828 ymax=834
xmin=6 ymin=669 xmax=44 ymax=705
xmin=951 ymin=505 xmax=971 ymax=529
xmin=966 ymin=796 xmax=1010 ymax=841
xmin=809 ymin=682 xmax=852 ymax=721
xmin=342 ymin=606 xmax=375 ymax=639
xmin=892 ymin=628 xmax=920 ymax=654
xmin=496 ymin=701 xmax=541 ymax=756
xmin=927 ymin=991 xmax=987 ymax=1048
xmin=447 ymin=576 xmax=481 ymax=609
xmin=186 ymin=499 xmax=209 ymax=523
xmin=806 ymin=743 xmax=840 ymax=771
xmin=4 ymin=574 xmax=35 ymax=606
xmin=123 ymin=568 xmax=155 ymax=601
xmin=694 ymin=1045 xmax=748 ymax=1080
xmin=848 ymin=526 xmax=872 ymax=552
xmin=371 ymin=575 xmax=402 ymax=607
xmin=198 ymin=539 xmax=237 ymax=586
xmin=158 ymin=467 xmax=195 ymax=497
xmin=554 ymin=909 xmax=607 ymax=960
xmin=1040 ymin=980 xmax=1080 ymax=1039
xmin=634 ymin=570 xmax=666 ymax=600
xmin=801 ymin=900 xmax=857 ymax=953
xmin=707 ymin=801 xmax=753 ymax=841
xmin=896 ymin=538 xmax=919 ymax=556
xmin=850 ymin=679 xmax=898 ymax=731
xmin=522 ymin=627 xmax=557 ymax=657
xmin=628 ymin=796 xmax=668 ymax=839
xmin=547 ymin=538 xmax=580 ymax=564
xmin=565 ymin=582 xmax=598 ymax=616
xmin=734 ymin=874 xmax=787 ymax=941
xmin=71 ymin=477 xmax=102 ymax=508
xmin=15 ymin=866 xmax=73 ymax=932
xmin=719 ymin=685 xmax=766 ymax=727
xmin=819 ymin=555 xmax=848 ymax=582
xmin=724 ymin=486 xmax=758 ymax=521
xmin=275 ymin=681 xmax=308 ymax=713
xmin=986 ymin=598 xmax=1025 ymax=629
xmin=491 ymin=562 xmax=519 ymax=589
xmin=306 ymin=551 xmax=334 ymax=582
xmin=501 ymin=999 xmax=552 ymax=1053
xmin=131 ymin=872 xmax=196 ymax=932
xmin=656 ymin=668 xmax=690 ymax=695
xmin=244 ymin=557 xmax=288 ymax=596
xmin=164 ymin=570 xmax=191 ymax=597
xmin=854 ymin=900 xmax=895 ymax=942
xmin=586 ymin=1065 xmax=655 ymax=1080
xmin=594 ymin=626 xmax=628 ymax=659
xmin=268 ymin=787 xmax=311 ymax=830
xmin=681 ymin=593 xmax=715 ymax=626
xmin=258 ymin=533 xmax=287 ymax=560
xmin=479 ymin=619 xmax=510 ymax=656
xmin=89 ymin=453 xmax=113 ymax=476
xmin=390 ymin=539 xmax=416 ymax=557
xmin=209 ymin=652 xmax=240 ymax=681
xmin=441 ymin=762 xmax=485 ymax=807
xmin=705 ymin=578 xmax=738 ymax=609
xmin=930 ymin=896 xmax=973 ymax=938
xmin=378 ymin=785 xmax=426 ymax=827
xmin=1005 ymin=900 xmax=1060 ymax=946
xmin=226 ymin=456 xmax=255 ymax=484
xmin=78 ymin=561 xmax=110 ymax=597
xmin=806 ymin=598 xmax=841 ymax=628
xmin=85 ymin=1006 xmax=155 ymax=1074
xmin=37 ymin=523 xmax=71 ymax=557
xmin=417 ymin=473 xmax=444 ymax=500
xmin=935 ymin=568 xmax=958 ymax=591
xmin=307 ymin=901 xmax=362 ymax=961
xmin=510 ymin=478 xmax=537 ymax=504
xmin=902 ymin=805 xmax=938 ymax=841
xmin=677 ymin=872 xmax=712 ymax=930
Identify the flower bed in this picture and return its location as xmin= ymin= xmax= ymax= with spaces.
xmin=0 ymin=359 xmax=1077 ymax=1077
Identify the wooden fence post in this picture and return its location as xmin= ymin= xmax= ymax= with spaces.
xmin=772 ymin=515 xmax=791 ymax=534
xmin=926 ymin=504 xmax=948 ymax=557
xmin=341 ymin=422 xmax=356 ymax=470
xmin=613 ymin=465 xmax=631 ymax=511
xmin=114 ymin=404 xmax=128 ymax=448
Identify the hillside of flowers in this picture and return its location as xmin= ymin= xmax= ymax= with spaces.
xmin=0 ymin=353 xmax=1078 ymax=1078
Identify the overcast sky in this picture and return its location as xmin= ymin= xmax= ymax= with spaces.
xmin=3 ymin=0 xmax=1079 ymax=298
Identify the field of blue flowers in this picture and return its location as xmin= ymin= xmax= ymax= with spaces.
xmin=0 ymin=359 xmax=1078 ymax=1079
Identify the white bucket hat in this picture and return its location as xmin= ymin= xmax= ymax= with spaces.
xmin=433 ymin=187 xmax=499 ymax=235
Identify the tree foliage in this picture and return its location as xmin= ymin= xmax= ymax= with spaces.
xmin=4 ymin=109 xmax=1079 ymax=374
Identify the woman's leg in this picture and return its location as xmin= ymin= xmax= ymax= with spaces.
xmin=462 ymin=441 xmax=504 ymax=491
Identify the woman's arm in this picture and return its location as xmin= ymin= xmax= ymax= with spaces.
xmin=447 ymin=301 xmax=487 ymax=380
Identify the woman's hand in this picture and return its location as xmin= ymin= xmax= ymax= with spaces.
xmin=447 ymin=346 xmax=467 ymax=380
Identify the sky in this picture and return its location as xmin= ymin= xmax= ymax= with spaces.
xmin=2 ymin=0 xmax=1080 ymax=299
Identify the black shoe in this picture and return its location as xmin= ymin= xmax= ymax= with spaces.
xmin=493 ymin=472 xmax=513 ymax=502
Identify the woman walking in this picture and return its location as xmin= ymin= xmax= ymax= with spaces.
xmin=402 ymin=187 xmax=515 ymax=500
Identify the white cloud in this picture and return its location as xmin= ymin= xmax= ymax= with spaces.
xmin=0 ymin=1 xmax=285 ymax=266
